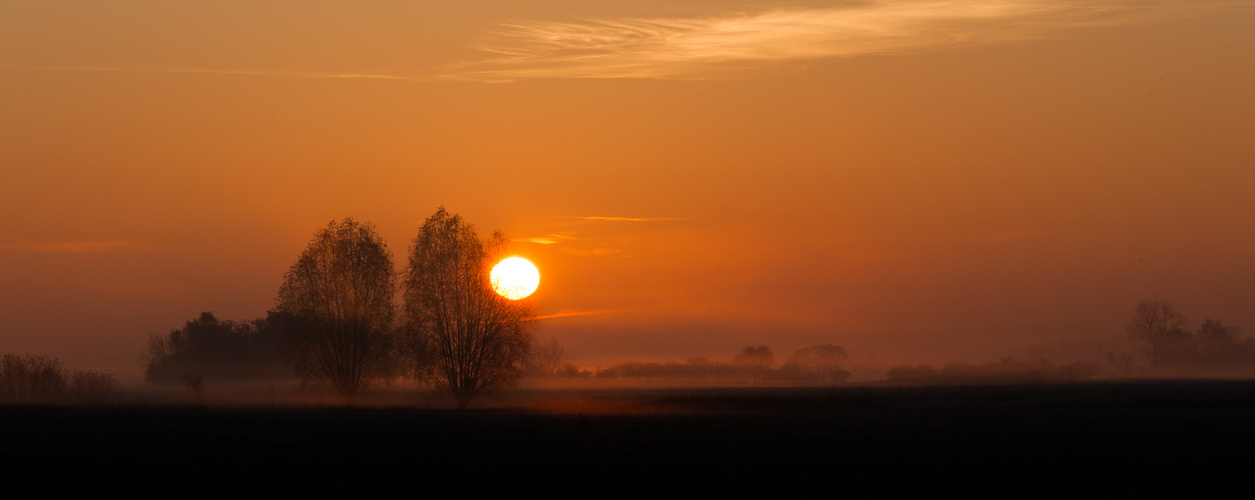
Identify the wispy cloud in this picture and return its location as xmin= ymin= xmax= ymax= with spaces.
xmin=534 ymin=309 xmax=615 ymax=320
xmin=454 ymin=0 xmax=1206 ymax=80
xmin=0 ymin=65 xmax=437 ymax=82
xmin=560 ymin=247 xmax=623 ymax=257
xmin=552 ymin=216 xmax=690 ymax=222
xmin=0 ymin=239 xmax=153 ymax=253
xmin=514 ymin=234 xmax=575 ymax=245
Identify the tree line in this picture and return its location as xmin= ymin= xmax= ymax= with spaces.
xmin=0 ymin=354 xmax=118 ymax=405
xmin=528 ymin=344 xmax=854 ymax=384
xmin=885 ymin=299 xmax=1255 ymax=384
xmin=1116 ymin=299 xmax=1255 ymax=376
xmin=884 ymin=358 xmax=1101 ymax=384
xmin=145 ymin=208 xmax=534 ymax=408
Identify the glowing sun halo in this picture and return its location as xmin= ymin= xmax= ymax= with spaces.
xmin=490 ymin=256 xmax=540 ymax=300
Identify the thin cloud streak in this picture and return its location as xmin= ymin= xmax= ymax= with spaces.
xmin=516 ymin=237 xmax=563 ymax=245
xmin=0 ymin=65 xmax=437 ymax=82
xmin=534 ymin=309 xmax=615 ymax=320
xmin=0 ymin=240 xmax=153 ymax=253
xmin=514 ymin=234 xmax=576 ymax=245
xmin=553 ymin=216 xmax=690 ymax=222
xmin=560 ymin=247 xmax=623 ymax=257
xmin=456 ymin=0 xmax=1210 ymax=80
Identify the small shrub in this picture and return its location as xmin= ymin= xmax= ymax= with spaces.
xmin=70 ymin=370 xmax=118 ymax=405
xmin=183 ymin=371 xmax=206 ymax=406
xmin=0 ymin=354 xmax=67 ymax=404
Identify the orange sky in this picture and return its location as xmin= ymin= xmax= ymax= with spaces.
xmin=3 ymin=1 xmax=1254 ymax=380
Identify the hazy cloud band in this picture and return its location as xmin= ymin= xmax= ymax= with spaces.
xmin=0 ymin=65 xmax=436 ymax=82
xmin=0 ymin=240 xmax=152 ymax=253
xmin=552 ymin=216 xmax=689 ymax=222
xmin=456 ymin=0 xmax=1208 ymax=80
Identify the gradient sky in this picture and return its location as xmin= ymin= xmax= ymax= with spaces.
xmin=3 ymin=0 xmax=1254 ymax=380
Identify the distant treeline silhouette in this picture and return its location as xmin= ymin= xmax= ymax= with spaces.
xmin=1115 ymin=300 xmax=1255 ymax=377
xmin=0 ymin=354 xmax=117 ymax=405
xmin=884 ymin=300 xmax=1255 ymax=384
xmin=532 ymin=344 xmax=854 ymax=384
xmin=144 ymin=311 xmax=291 ymax=383
xmin=885 ymin=358 xmax=1101 ymax=385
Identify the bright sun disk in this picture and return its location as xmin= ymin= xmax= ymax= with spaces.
xmin=490 ymin=256 xmax=540 ymax=300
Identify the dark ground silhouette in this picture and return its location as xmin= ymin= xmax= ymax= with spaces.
xmin=2 ymin=381 xmax=1252 ymax=496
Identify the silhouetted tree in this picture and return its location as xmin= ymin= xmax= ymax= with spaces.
xmin=0 ymin=354 xmax=65 ymax=404
xmin=886 ymin=364 xmax=938 ymax=383
xmin=733 ymin=345 xmax=773 ymax=382
xmin=277 ymin=218 xmax=398 ymax=403
xmin=182 ymin=371 xmax=206 ymax=406
xmin=734 ymin=346 xmax=773 ymax=367
xmin=527 ymin=337 xmax=566 ymax=376
xmin=885 ymin=359 xmax=1097 ymax=384
xmin=1196 ymin=318 xmax=1242 ymax=360
xmin=403 ymin=208 xmax=534 ymax=409
xmin=1 ymin=354 xmax=116 ymax=405
xmin=144 ymin=312 xmax=287 ymax=383
xmin=1126 ymin=300 xmax=1190 ymax=367
xmin=782 ymin=344 xmax=851 ymax=383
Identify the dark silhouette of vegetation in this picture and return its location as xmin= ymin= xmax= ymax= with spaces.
xmin=1 ymin=354 xmax=117 ymax=405
xmin=780 ymin=344 xmax=852 ymax=383
xmin=1126 ymin=300 xmax=1190 ymax=366
xmin=733 ymin=345 xmax=774 ymax=383
xmin=183 ymin=371 xmax=207 ymax=406
xmin=885 ymin=358 xmax=1100 ymax=384
xmin=1121 ymin=300 xmax=1255 ymax=376
xmin=526 ymin=337 xmax=566 ymax=376
xmin=277 ymin=218 xmax=399 ymax=403
xmin=403 ymin=208 xmax=534 ymax=409
xmin=144 ymin=311 xmax=288 ymax=383
xmin=557 ymin=344 xmax=853 ymax=384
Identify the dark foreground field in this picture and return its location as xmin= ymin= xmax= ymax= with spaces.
xmin=4 ymin=381 xmax=1254 ymax=497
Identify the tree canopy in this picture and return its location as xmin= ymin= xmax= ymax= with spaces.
xmin=277 ymin=218 xmax=397 ymax=402
xmin=403 ymin=208 xmax=534 ymax=409
xmin=144 ymin=311 xmax=287 ymax=383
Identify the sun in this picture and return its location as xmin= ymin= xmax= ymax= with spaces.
xmin=490 ymin=256 xmax=540 ymax=300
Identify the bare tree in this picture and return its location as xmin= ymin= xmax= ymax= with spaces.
xmin=403 ymin=208 xmax=534 ymax=409
xmin=182 ymin=371 xmax=206 ymax=406
xmin=1126 ymin=300 xmax=1189 ymax=367
xmin=276 ymin=218 xmax=397 ymax=403
xmin=733 ymin=345 xmax=774 ymax=383
xmin=783 ymin=344 xmax=851 ymax=383
xmin=527 ymin=337 xmax=566 ymax=376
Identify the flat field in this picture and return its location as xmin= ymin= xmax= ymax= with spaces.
xmin=3 ymin=381 xmax=1252 ymax=496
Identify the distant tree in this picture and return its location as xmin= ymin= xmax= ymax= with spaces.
xmin=182 ymin=371 xmax=206 ymax=406
xmin=527 ymin=337 xmax=566 ymax=377
xmin=1199 ymin=318 xmax=1241 ymax=342
xmin=68 ymin=369 xmax=117 ymax=405
xmin=1107 ymin=351 xmax=1137 ymax=377
xmin=733 ymin=346 xmax=773 ymax=368
xmin=277 ymin=218 xmax=398 ymax=403
xmin=403 ymin=208 xmax=534 ymax=409
xmin=783 ymin=344 xmax=851 ymax=383
xmin=733 ymin=345 xmax=774 ymax=382
xmin=0 ymin=354 xmax=117 ymax=405
xmin=1189 ymin=318 xmax=1255 ymax=371
xmin=886 ymin=364 xmax=938 ymax=383
xmin=0 ymin=354 xmax=66 ymax=404
xmin=1126 ymin=300 xmax=1190 ymax=367
xmin=144 ymin=311 xmax=287 ymax=383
